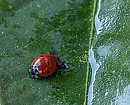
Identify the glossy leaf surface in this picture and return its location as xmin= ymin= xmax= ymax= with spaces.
xmin=88 ymin=0 xmax=130 ymax=105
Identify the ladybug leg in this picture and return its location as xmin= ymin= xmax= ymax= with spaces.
xmin=49 ymin=50 xmax=59 ymax=58
xmin=57 ymin=61 xmax=69 ymax=69
xmin=49 ymin=50 xmax=69 ymax=69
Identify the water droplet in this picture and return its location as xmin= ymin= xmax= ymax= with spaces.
xmin=105 ymin=92 xmax=108 ymax=96
xmin=2 ymin=32 xmax=4 ymax=35
xmin=37 ymin=4 xmax=40 ymax=8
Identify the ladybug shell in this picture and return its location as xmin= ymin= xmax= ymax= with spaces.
xmin=31 ymin=54 xmax=59 ymax=77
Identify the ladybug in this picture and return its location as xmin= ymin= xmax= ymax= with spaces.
xmin=29 ymin=51 xmax=69 ymax=78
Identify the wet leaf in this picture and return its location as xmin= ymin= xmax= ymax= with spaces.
xmin=88 ymin=0 xmax=130 ymax=105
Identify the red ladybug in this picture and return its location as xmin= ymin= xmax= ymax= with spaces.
xmin=29 ymin=51 xmax=69 ymax=78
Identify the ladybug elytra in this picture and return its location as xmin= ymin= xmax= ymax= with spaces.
xmin=29 ymin=51 xmax=69 ymax=78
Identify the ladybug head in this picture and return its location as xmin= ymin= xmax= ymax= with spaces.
xmin=29 ymin=59 xmax=41 ymax=78
xmin=29 ymin=66 xmax=41 ymax=78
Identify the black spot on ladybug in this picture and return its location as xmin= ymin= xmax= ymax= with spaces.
xmin=47 ymin=71 xmax=50 ymax=74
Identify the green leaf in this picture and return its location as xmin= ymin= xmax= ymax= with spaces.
xmin=0 ymin=0 xmax=97 ymax=105
xmin=88 ymin=0 xmax=130 ymax=105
